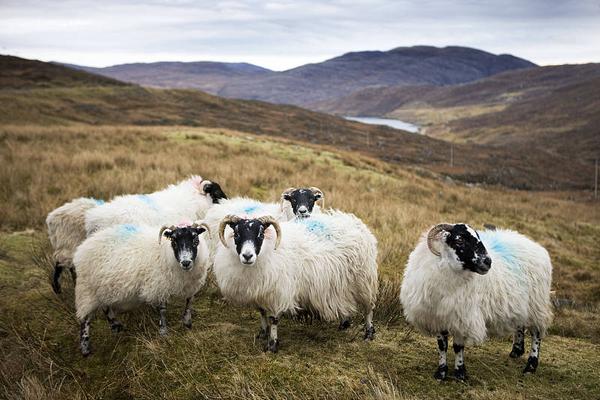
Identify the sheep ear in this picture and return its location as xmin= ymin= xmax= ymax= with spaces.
xmin=159 ymin=226 xmax=174 ymax=244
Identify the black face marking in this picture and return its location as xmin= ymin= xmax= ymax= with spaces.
xmin=283 ymin=188 xmax=320 ymax=218
xmin=162 ymin=226 xmax=206 ymax=270
xmin=229 ymin=219 xmax=267 ymax=261
xmin=445 ymin=224 xmax=491 ymax=274
xmin=203 ymin=181 xmax=228 ymax=204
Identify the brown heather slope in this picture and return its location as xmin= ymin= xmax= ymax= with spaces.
xmin=315 ymin=64 xmax=600 ymax=162
xmin=0 ymin=55 xmax=594 ymax=190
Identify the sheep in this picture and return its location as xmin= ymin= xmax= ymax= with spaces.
xmin=84 ymin=176 xmax=227 ymax=236
xmin=73 ymin=221 xmax=210 ymax=356
xmin=202 ymin=187 xmax=324 ymax=256
xmin=213 ymin=210 xmax=378 ymax=353
xmin=46 ymin=197 xmax=105 ymax=294
xmin=400 ymin=223 xmax=553 ymax=381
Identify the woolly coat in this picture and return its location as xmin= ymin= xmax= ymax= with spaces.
xmin=85 ymin=176 xmax=212 ymax=235
xmin=400 ymin=228 xmax=553 ymax=345
xmin=46 ymin=197 xmax=104 ymax=267
xmin=74 ymin=224 xmax=210 ymax=320
xmin=213 ymin=210 xmax=378 ymax=320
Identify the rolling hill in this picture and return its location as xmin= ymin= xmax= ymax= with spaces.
xmin=0 ymin=55 xmax=593 ymax=190
xmin=64 ymin=46 xmax=535 ymax=106
xmin=316 ymin=64 xmax=600 ymax=161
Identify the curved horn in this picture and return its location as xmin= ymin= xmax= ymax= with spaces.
xmin=427 ymin=223 xmax=454 ymax=256
xmin=309 ymin=186 xmax=324 ymax=209
xmin=158 ymin=225 xmax=176 ymax=244
xmin=258 ymin=216 xmax=282 ymax=250
xmin=191 ymin=221 xmax=211 ymax=238
xmin=218 ymin=215 xmax=241 ymax=248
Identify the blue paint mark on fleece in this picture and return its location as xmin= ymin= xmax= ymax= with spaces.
xmin=138 ymin=194 xmax=158 ymax=210
xmin=93 ymin=198 xmax=105 ymax=205
xmin=479 ymin=231 xmax=521 ymax=275
xmin=118 ymin=224 xmax=139 ymax=238
xmin=298 ymin=219 xmax=331 ymax=239
xmin=243 ymin=205 xmax=261 ymax=214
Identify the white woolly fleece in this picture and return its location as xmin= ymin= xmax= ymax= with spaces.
xmin=400 ymin=228 xmax=553 ymax=345
xmin=74 ymin=224 xmax=210 ymax=321
xmin=213 ymin=210 xmax=378 ymax=320
xmin=46 ymin=197 xmax=101 ymax=267
xmin=85 ymin=176 xmax=213 ymax=235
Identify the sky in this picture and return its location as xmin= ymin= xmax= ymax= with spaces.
xmin=1 ymin=0 xmax=599 ymax=70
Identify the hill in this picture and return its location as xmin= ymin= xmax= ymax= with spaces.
xmin=65 ymin=46 xmax=535 ymax=106
xmin=0 ymin=55 xmax=593 ymax=190
xmin=316 ymin=64 xmax=600 ymax=161
xmin=70 ymin=61 xmax=271 ymax=93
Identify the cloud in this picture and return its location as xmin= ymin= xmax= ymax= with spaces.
xmin=1 ymin=0 xmax=599 ymax=69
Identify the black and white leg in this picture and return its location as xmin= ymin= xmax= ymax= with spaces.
xmin=69 ymin=266 xmax=77 ymax=284
xmin=510 ymin=327 xmax=525 ymax=358
xmin=51 ymin=261 xmax=64 ymax=294
xmin=523 ymin=328 xmax=541 ymax=373
xmin=182 ymin=296 xmax=194 ymax=329
xmin=158 ymin=302 xmax=168 ymax=336
xmin=364 ymin=309 xmax=375 ymax=340
xmin=103 ymin=306 xmax=123 ymax=333
xmin=266 ymin=315 xmax=280 ymax=353
xmin=80 ymin=315 xmax=92 ymax=356
xmin=256 ymin=308 xmax=269 ymax=340
xmin=453 ymin=338 xmax=467 ymax=381
xmin=338 ymin=316 xmax=352 ymax=330
xmin=434 ymin=330 xmax=449 ymax=380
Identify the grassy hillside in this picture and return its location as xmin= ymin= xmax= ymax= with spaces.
xmin=315 ymin=64 xmax=600 ymax=162
xmin=1 ymin=55 xmax=595 ymax=190
xmin=1 ymin=125 xmax=599 ymax=399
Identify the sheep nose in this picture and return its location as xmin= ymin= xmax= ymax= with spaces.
xmin=298 ymin=206 xmax=308 ymax=215
xmin=181 ymin=260 xmax=192 ymax=268
xmin=483 ymin=257 xmax=492 ymax=267
xmin=242 ymin=253 xmax=253 ymax=261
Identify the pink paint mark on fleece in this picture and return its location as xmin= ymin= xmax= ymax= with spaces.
xmin=190 ymin=175 xmax=204 ymax=192
xmin=177 ymin=220 xmax=193 ymax=228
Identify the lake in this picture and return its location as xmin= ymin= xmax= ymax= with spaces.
xmin=345 ymin=116 xmax=420 ymax=133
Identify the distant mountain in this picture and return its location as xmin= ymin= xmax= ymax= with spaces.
xmin=68 ymin=61 xmax=272 ymax=93
xmin=316 ymin=64 xmax=600 ymax=161
xmin=64 ymin=46 xmax=535 ymax=106
xmin=1 ymin=55 xmax=127 ymax=89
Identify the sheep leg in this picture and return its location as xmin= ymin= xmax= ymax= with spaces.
xmin=103 ymin=307 xmax=123 ymax=333
xmin=523 ymin=329 xmax=541 ymax=373
xmin=364 ymin=309 xmax=375 ymax=340
xmin=158 ymin=302 xmax=168 ymax=336
xmin=69 ymin=267 xmax=77 ymax=285
xmin=510 ymin=327 xmax=525 ymax=358
xmin=256 ymin=308 xmax=269 ymax=340
xmin=266 ymin=315 xmax=279 ymax=353
xmin=51 ymin=262 xmax=64 ymax=294
xmin=79 ymin=315 xmax=92 ymax=357
xmin=453 ymin=338 xmax=467 ymax=381
xmin=434 ymin=330 xmax=449 ymax=380
xmin=182 ymin=296 xmax=194 ymax=329
xmin=338 ymin=316 xmax=352 ymax=330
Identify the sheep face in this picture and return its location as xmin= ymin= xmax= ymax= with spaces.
xmin=282 ymin=188 xmax=322 ymax=218
xmin=202 ymin=181 xmax=228 ymax=204
xmin=219 ymin=216 xmax=281 ymax=266
xmin=161 ymin=226 xmax=207 ymax=270
xmin=433 ymin=224 xmax=492 ymax=275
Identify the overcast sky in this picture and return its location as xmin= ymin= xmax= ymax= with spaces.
xmin=1 ymin=0 xmax=599 ymax=70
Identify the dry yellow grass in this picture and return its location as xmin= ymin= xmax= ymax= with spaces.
xmin=1 ymin=124 xmax=599 ymax=399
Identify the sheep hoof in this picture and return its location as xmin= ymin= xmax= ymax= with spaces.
xmin=523 ymin=356 xmax=538 ymax=374
xmin=183 ymin=320 xmax=192 ymax=329
xmin=110 ymin=323 xmax=124 ymax=333
xmin=338 ymin=318 xmax=351 ymax=330
xmin=265 ymin=339 xmax=279 ymax=353
xmin=256 ymin=329 xmax=268 ymax=340
xmin=434 ymin=364 xmax=448 ymax=381
xmin=80 ymin=344 xmax=91 ymax=357
xmin=159 ymin=327 xmax=168 ymax=336
xmin=510 ymin=345 xmax=525 ymax=358
xmin=364 ymin=326 xmax=376 ymax=341
xmin=454 ymin=365 xmax=467 ymax=381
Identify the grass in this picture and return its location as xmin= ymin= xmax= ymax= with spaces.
xmin=1 ymin=125 xmax=600 ymax=399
